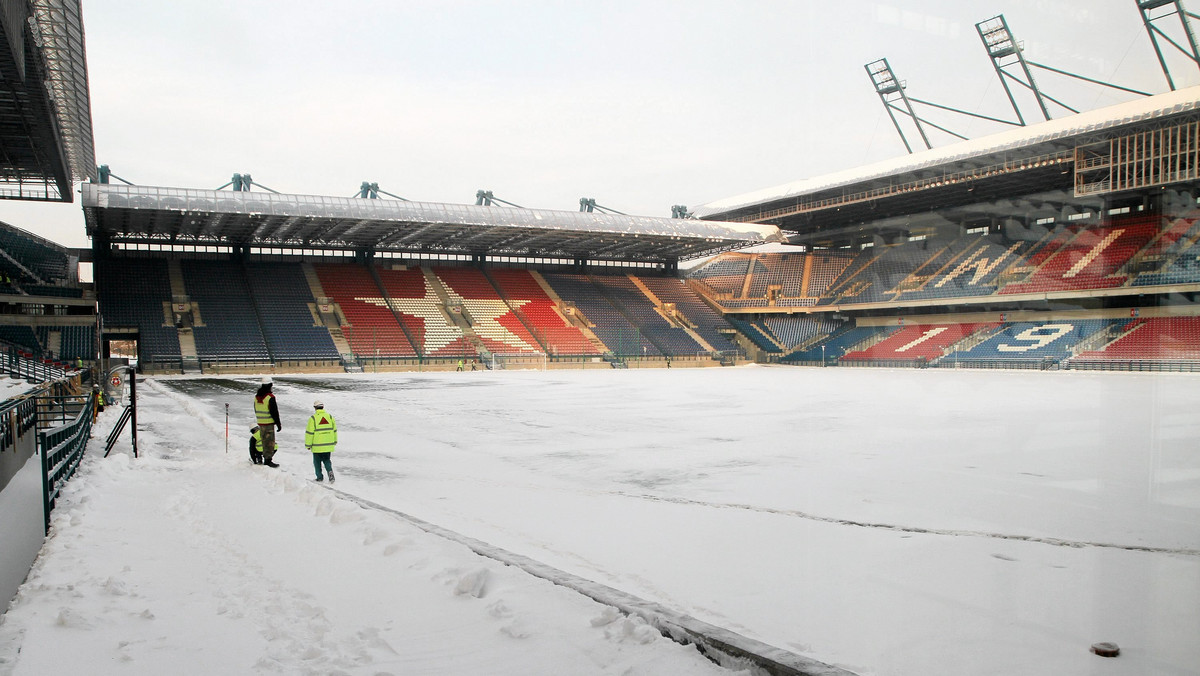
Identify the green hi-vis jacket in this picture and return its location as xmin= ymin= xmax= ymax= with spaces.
xmin=305 ymin=410 xmax=338 ymax=452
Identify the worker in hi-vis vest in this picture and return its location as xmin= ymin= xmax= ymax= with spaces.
xmin=254 ymin=377 xmax=281 ymax=467
xmin=249 ymin=425 xmax=264 ymax=465
xmin=305 ymin=400 xmax=338 ymax=483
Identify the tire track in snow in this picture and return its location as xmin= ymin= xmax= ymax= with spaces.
xmin=618 ymin=492 xmax=1200 ymax=557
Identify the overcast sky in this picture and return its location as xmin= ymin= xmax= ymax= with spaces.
xmin=1 ymin=0 xmax=1193 ymax=249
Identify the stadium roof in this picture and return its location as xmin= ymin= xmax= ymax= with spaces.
xmin=82 ymin=184 xmax=783 ymax=263
xmin=697 ymin=86 xmax=1200 ymax=243
xmin=0 ymin=0 xmax=95 ymax=202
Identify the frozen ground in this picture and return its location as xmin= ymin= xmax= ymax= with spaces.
xmin=1 ymin=366 xmax=1198 ymax=675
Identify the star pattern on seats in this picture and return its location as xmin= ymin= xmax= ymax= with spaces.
xmin=355 ymin=287 xmax=532 ymax=353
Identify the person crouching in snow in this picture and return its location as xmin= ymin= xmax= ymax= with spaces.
xmin=249 ymin=425 xmax=264 ymax=464
xmin=306 ymin=400 xmax=338 ymax=482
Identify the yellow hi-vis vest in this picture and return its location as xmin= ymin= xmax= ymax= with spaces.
xmin=305 ymin=410 xmax=337 ymax=452
xmin=251 ymin=428 xmax=263 ymax=453
xmin=254 ymin=394 xmax=275 ymax=425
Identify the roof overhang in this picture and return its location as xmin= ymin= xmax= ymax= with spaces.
xmin=82 ymin=184 xmax=783 ymax=262
xmin=0 ymin=0 xmax=95 ymax=202
xmin=697 ymin=86 xmax=1200 ymax=241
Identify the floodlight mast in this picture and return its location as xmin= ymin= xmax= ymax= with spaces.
xmin=976 ymin=14 xmax=1151 ymax=124
xmin=1136 ymin=0 xmax=1200 ymax=91
xmin=475 ymin=190 xmax=522 ymax=208
xmin=579 ymin=197 xmax=627 ymax=215
xmin=215 ymin=173 xmax=280 ymax=193
xmin=865 ymin=58 xmax=930 ymax=153
xmin=93 ymin=164 xmax=134 ymax=185
xmin=355 ymin=181 xmax=408 ymax=201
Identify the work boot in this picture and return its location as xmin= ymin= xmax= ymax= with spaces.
xmin=328 ymin=470 xmax=335 ymax=483
xmin=264 ymin=460 xmax=279 ymax=468
xmin=315 ymin=476 xmax=324 ymax=482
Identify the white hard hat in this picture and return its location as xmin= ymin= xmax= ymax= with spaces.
xmin=313 ymin=400 xmax=324 ymax=408
xmin=261 ymin=376 xmax=272 ymax=384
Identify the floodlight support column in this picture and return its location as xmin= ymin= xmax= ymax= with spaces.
xmin=1138 ymin=0 xmax=1200 ymax=90
xmin=977 ymin=15 xmax=1051 ymax=123
xmin=864 ymin=58 xmax=930 ymax=153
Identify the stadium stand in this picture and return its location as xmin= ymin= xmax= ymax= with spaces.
xmin=764 ymin=315 xmax=842 ymax=350
xmin=542 ymin=273 xmax=661 ymax=356
xmin=590 ymin=274 xmax=704 ymax=356
xmin=688 ymin=254 xmax=753 ymax=296
xmin=244 ymin=262 xmax=339 ymax=360
xmin=485 ymin=268 xmax=601 ymax=356
xmin=0 ymin=222 xmax=72 ymax=285
xmin=0 ymin=326 xmax=39 ymax=354
xmin=35 ymin=325 xmax=94 ymax=361
xmin=376 ymin=266 xmax=469 ymax=359
xmin=725 ymin=317 xmax=781 ymax=352
xmin=785 ymin=323 xmax=897 ymax=362
xmin=634 ymin=275 xmax=739 ymax=352
xmin=999 ymin=214 xmax=1159 ymax=294
xmin=1074 ymin=317 xmax=1200 ymax=361
xmin=841 ymin=322 xmax=999 ymax=362
xmin=945 ymin=320 xmax=1110 ymax=365
xmin=96 ymin=257 xmax=181 ymax=364
xmin=313 ymin=263 xmax=417 ymax=358
xmin=432 ymin=266 xmax=542 ymax=355
xmin=181 ymin=260 xmax=270 ymax=361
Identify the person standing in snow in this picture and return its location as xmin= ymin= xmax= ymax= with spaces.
xmin=305 ymin=400 xmax=338 ymax=482
xmin=249 ymin=425 xmax=264 ymax=465
xmin=254 ymin=377 xmax=281 ymax=468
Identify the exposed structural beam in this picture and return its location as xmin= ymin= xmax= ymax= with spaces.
xmin=866 ymin=58 xmax=1023 ymax=154
xmin=355 ymin=181 xmax=408 ymax=201
xmin=977 ymin=14 xmax=1151 ymax=125
xmin=475 ymin=190 xmax=522 ymax=208
xmin=214 ymin=173 xmax=279 ymax=193
xmin=579 ymin=197 xmax=627 ymax=215
xmin=1137 ymin=0 xmax=1200 ymax=90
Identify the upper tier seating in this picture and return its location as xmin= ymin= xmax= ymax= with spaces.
xmin=96 ymin=258 xmax=180 ymax=361
xmin=376 ymin=267 xmax=470 ymax=358
xmin=896 ymin=235 xmax=1030 ymax=301
xmin=747 ymin=254 xmax=807 ymax=298
xmin=635 ymin=276 xmax=738 ymax=352
xmin=542 ymin=274 xmax=661 ymax=356
xmin=0 ymin=223 xmax=71 ymax=283
xmin=1074 ymin=317 xmax=1200 ymax=360
xmin=35 ymin=325 xmax=94 ymax=361
xmin=244 ymin=263 xmax=339 ymax=360
xmin=841 ymin=322 xmax=998 ymax=362
xmin=689 ymin=255 xmax=753 ymax=296
xmin=1000 ymin=215 xmax=1160 ymax=294
xmin=433 ymin=267 xmax=541 ymax=355
xmin=486 ymin=268 xmax=601 ymax=356
xmin=0 ymin=326 xmax=39 ymax=354
xmin=182 ymin=260 xmax=270 ymax=360
xmin=314 ymin=263 xmax=416 ymax=357
xmin=590 ymin=275 xmax=703 ymax=356
xmin=946 ymin=319 xmax=1110 ymax=362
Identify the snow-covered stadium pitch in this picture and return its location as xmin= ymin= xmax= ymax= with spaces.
xmin=2 ymin=366 xmax=1197 ymax=675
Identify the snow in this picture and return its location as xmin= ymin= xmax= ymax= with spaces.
xmin=0 ymin=377 xmax=33 ymax=399
xmin=2 ymin=367 xmax=1198 ymax=676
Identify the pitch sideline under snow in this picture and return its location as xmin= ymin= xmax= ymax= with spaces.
xmin=1 ymin=365 xmax=1198 ymax=676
